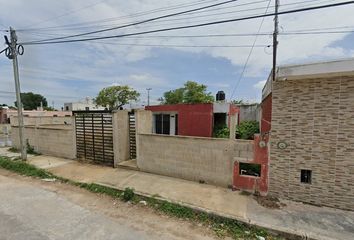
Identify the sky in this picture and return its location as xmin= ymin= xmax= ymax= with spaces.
xmin=0 ymin=0 xmax=354 ymax=109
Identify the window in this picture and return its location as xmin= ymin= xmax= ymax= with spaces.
xmin=85 ymin=107 xmax=90 ymax=111
xmin=154 ymin=114 xmax=170 ymax=135
xmin=301 ymin=169 xmax=312 ymax=184
xmin=65 ymin=106 xmax=69 ymax=111
xmin=239 ymin=163 xmax=261 ymax=177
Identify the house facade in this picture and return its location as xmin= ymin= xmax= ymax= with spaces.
xmin=262 ymin=59 xmax=354 ymax=210
xmin=64 ymin=97 xmax=105 ymax=111
xmin=145 ymin=102 xmax=239 ymax=137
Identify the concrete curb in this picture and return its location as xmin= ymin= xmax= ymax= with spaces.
xmin=95 ymin=181 xmax=317 ymax=240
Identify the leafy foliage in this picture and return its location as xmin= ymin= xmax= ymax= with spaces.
xmin=26 ymin=139 xmax=40 ymax=155
xmin=44 ymin=106 xmax=56 ymax=111
xmin=163 ymin=88 xmax=185 ymax=104
xmin=15 ymin=92 xmax=47 ymax=110
xmin=213 ymin=124 xmax=230 ymax=138
xmin=236 ymin=121 xmax=260 ymax=140
xmin=162 ymin=81 xmax=214 ymax=104
xmin=95 ymin=85 xmax=140 ymax=110
xmin=122 ymin=187 xmax=135 ymax=202
xmin=231 ymin=99 xmax=244 ymax=104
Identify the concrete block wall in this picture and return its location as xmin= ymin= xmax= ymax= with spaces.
xmin=137 ymin=134 xmax=253 ymax=187
xmin=113 ymin=111 xmax=130 ymax=166
xmin=11 ymin=116 xmax=72 ymax=126
xmin=270 ymin=76 xmax=354 ymax=210
xmin=11 ymin=125 xmax=75 ymax=159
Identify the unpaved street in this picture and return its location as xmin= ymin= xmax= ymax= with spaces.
xmin=0 ymin=169 xmax=218 ymax=240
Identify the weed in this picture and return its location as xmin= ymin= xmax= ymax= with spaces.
xmin=240 ymin=190 xmax=252 ymax=196
xmin=0 ymin=156 xmax=52 ymax=179
xmin=122 ymin=187 xmax=135 ymax=202
xmin=26 ymin=139 xmax=40 ymax=155
xmin=8 ymin=147 xmax=19 ymax=153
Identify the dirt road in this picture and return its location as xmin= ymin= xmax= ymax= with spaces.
xmin=0 ymin=169 xmax=219 ymax=240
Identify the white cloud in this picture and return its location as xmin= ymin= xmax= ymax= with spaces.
xmin=253 ymin=80 xmax=267 ymax=90
xmin=1 ymin=0 xmax=354 ymax=106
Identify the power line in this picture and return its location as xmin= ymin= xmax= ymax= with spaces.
xmin=0 ymin=48 xmax=8 ymax=55
xmin=21 ymin=1 xmax=354 ymax=46
xmin=90 ymin=42 xmax=271 ymax=48
xmin=229 ymin=0 xmax=272 ymax=100
xmin=23 ymin=0 xmax=110 ymax=28
xmin=18 ymin=0 xmax=218 ymax=31
xmin=20 ymin=0 xmax=239 ymax=43
xmin=17 ymin=0 xmax=255 ymax=32
xmin=17 ymin=0 xmax=329 ymax=33
xmin=19 ymin=28 xmax=354 ymax=41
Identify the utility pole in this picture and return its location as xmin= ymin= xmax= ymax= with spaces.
xmin=146 ymin=88 xmax=152 ymax=106
xmin=5 ymin=27 xmax=27 ymax=160
xmin=272 ymin=0 xmax=279 ymax=81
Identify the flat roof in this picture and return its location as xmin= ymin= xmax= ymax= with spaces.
xmin=262 ymin=58 xmax=354 ymax=100
xmin=276 ymin=58 xmax=354 ymax=80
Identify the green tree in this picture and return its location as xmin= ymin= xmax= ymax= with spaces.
xmin=232 ymin=99 xmax=244 ymax=105
xmin=44 ymin=106 xmax=56 ymax=111
xmin=162 ymin=81 xmax=214 ymax=104
xmin=163 ymin=88 xmax=185 ymax=104
xmin=95 ymin=85 xmax=140 ymax=110
xmin=15 ymin=92 xmax=48 ymax=110
xmin=236 ymin=121 xmax=260 ymax=140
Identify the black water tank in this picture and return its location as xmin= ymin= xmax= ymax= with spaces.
xmin=216 ymin=91 xmax=225 ymax=101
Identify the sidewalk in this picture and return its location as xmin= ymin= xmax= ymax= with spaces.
xmin=1 ymin=149 xmax=353 ymax=240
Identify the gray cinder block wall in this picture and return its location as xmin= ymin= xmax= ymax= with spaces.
xmin=11 ymin=125 xmax=75 ymax=159
xmin=270 ymin=77 xmax=354 ymax=210
xmin=137 ymin=134 xmax=254 ymax=187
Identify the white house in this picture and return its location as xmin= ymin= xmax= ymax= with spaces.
xmin=64 ymin=97 xmax=105 ymax=111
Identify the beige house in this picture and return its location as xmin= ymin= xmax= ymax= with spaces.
xmin=263 ymin=58 xmax=354 ymax=210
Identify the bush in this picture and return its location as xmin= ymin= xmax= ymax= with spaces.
xmin=236 ymin=121 xmax=260 ymax=140
xmin=213 ymin=124 xmax=230 ymax=138
xmin=26 ymin=139 xmax=40 ymax=155
xmin=122 ymin=187 xmax=135 ymax=202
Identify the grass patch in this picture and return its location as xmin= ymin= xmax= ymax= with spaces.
xmin=0 ymin=156 xmax=52 ymax=178
xmin=0 ymin=156 xmax=284 ymax=240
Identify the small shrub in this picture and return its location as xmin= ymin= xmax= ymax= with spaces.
xmin=236 ymin=121 xmax=260 ymax=140
xmin=26 ymin=139 xmax=40 ymax=155
xmin=8 ymin=147 xmax=19 ymax=153
xmin=122 ymin=187 xmax=135 ymax=202
xmin=213 ymin=124 xmax=230 ymax=138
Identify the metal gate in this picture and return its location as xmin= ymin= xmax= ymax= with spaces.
xmin=128 ymin=112 xmax=137 ymax=159
xmin=74 ymin=111 xmax=114 ymax=167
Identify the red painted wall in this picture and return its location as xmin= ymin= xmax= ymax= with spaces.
xmin=233 ymin=134 xmax=269 ymax=195
xmin=146 ymin=104 xmax=213 ymax=137
xmin=261 ymin=94 xmax=272 ymax=133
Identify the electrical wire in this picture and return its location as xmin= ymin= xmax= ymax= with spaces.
xmin=0 ymin=48 xmax=8 ymax=55
xmin=229 ymin=0 xmax=271 ymax=100
xmin=17 ymin=0 xmax=259 ymax=32
xmin=19 ymin=0 xmax=238 ymax=43
xmin=23 ymin=0 xmax=110 ymax=29
xmin=18 ymin=0 xmax=219 ymax=31
xmin=21 ymin=1 xmax=354 ymax=46
xmin=17 ymin=0 xmax=330 ymax=33
xmin=88 ymin=42 xmax=271 ymax=48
